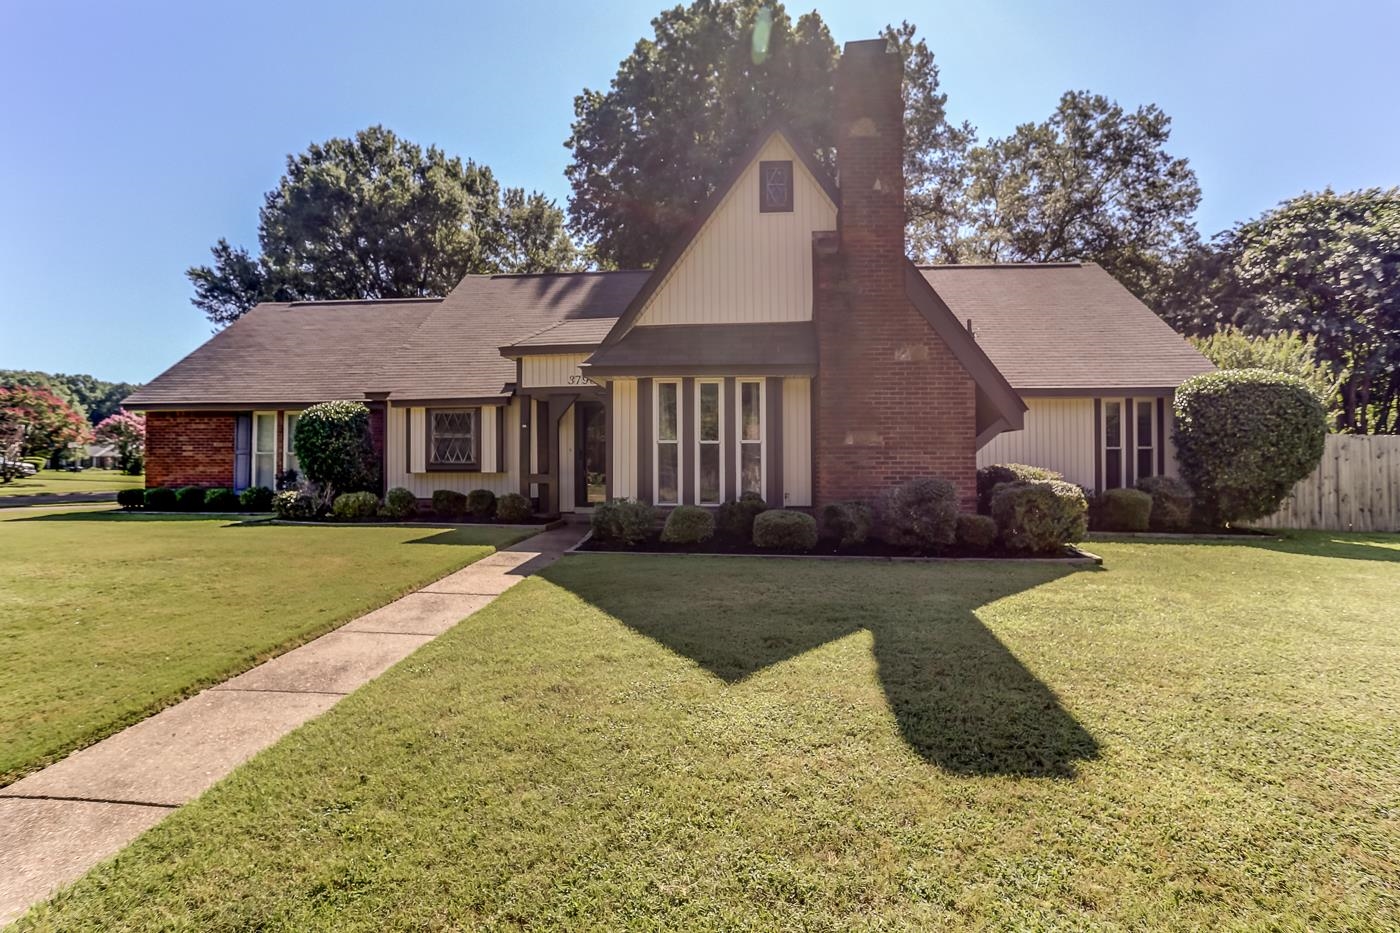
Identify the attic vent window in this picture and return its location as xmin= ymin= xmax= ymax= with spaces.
xmin=759 ymin=160 xmax=793 ymax=213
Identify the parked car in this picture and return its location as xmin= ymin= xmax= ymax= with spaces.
xmin=1 ymin=458 xmax=38 ymax=477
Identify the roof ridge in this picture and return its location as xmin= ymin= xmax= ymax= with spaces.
xmin=286 ymin=296 xmax=443 ymax=307
xmin=465 ymin=269 xmax=651 ymax=280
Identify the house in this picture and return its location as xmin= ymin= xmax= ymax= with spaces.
xmin=124 ymin=39 xmax=1212 ymax=514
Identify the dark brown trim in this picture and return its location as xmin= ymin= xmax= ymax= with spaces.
xmin=518 ymin=397 xmax=532 ymax=497
xmin=602 ymin=382 xmax=614 ymax=502
xmin=1124 ymin=396 xmax=1136 ymax=487
xmin=758 ymin=160 xmax=795 ymax=213
xmin=496 ymin=406 xmax=506 ymax=474
xmin=637 ymin=378 xmax=653 ymax=504
xmin=722 ymin=376 xmax=736 ymax=502
xmin=126 ymin=402 xmax=330 ymax=413
xmin=390 ymin=396 xmax=509 ymax=409
xmin=404 ymin=405 xmax=411 ymax=470
xmin=1093 ymin=398 xmax=1103 ymax=493
xmin=581 ymin=364 xmax=815 ymax=379
xmin=766 ymin=377 xmax=784 ymax=507
xmin=681 ymin=378 xmax=696 ymax=506
xmin=1017 ymin=386 xmax=1180 ymax=399
xmin=1157 ymin=397 xmax=1167 ymax=476
xmin=500 ymin=342 xmax=605 ymax=358
xmin=424 ymin=406 xmax=483 ymax=473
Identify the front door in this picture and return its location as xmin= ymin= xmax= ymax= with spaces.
xmin=574 ymin=400 xmax=607 ymax=508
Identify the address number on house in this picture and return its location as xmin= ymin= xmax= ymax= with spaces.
xmin=568 ymin=375 xmax=599 ymax=386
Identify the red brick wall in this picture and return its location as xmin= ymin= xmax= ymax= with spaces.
xmin=145 ymin=411 xmax=237 ymax=488
xmin=813 ymin=41 xmax=978 ymax=510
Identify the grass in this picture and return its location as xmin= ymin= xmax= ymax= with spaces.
xmin=16 ymin=532 xmax=1400 ymax=930
xmin=0 ymin=506 xmax=535 ymax=785
xmin=0 ymin=468 xmax=143 ymax=497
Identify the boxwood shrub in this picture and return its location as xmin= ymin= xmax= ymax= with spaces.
xmin=821 ymin=500 xmax=873 ymax=547
xmin=273 ymin=489 xmax=317 ymax=520
xmin=495 ymin=493 xmax=532 ymax=523
xmin=661 ymin=505 xmax=716 ymax=544
xmin=116 ymin=488 xmax=145 ymax=509
xmin=591 ymin=498 xmax=656 ymax=546
xmin=1137 ymin=476 xmax=1193 ymax=531
xmin=1099 ymin=487 xmax=1152 ymax=531
xmin=175 ymin=486 xmax=206 ymax=511
xmin=203 ymin=487 xmax=240 ymax=511
xmin=991 ymin=480 xmax=1088 ymax=553
xmin=955 ymin=513 xmax=998 ymax=552
xmin=431 ymin=489 xmax=468 ymax=519
xmin=143 ymin=486 xmax=177 ymax=510
xmin=332 ymin=491 xmax=380 ymax=521
xmin=881 ymin=477 xmax=959 ymax=550
xmin=382 ymin=487 xmax=418 ymax=519
xmin=466 ymin=488 xmax=497 ymax=520
xmin=753 ymin=510 xmax=818 ymax=551
xmin=239 ymin=485 xmax=275 ymax=512
xmin=976 ymin=463 xmax=1063 ymax=515
xmin=716 ymin=492 xmax=768 ymax=539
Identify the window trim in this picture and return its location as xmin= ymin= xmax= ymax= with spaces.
xmin=758 ymin=160 xmax=794 ymax=213
xmin=425 ymin=407 xmax=481 ymax=472
xmin=653 ymin=380 xmax=681 ymax=506
xmin=736 ymin=378 xmax=766 ymax=500
xmin=1135 ymin=398 xmax=1155 ymax=483
xmin=252 ymin=410 xmax=277 ymax=490
xmin=694 ymin=379 xmax=724 ymax=506
xmin=1102 ymin=399 xmax=1124 ymax=490
xmin=282 ymin=410 xmax=302 ymax=477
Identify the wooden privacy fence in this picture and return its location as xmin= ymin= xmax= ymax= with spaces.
xmin=1253 ymin=434 xmax=1400 ymax=532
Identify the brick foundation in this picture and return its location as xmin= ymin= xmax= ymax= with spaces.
xmin=145 ymin=411 xmax=237 ymax=488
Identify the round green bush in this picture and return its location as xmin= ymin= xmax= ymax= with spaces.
xmin=116 ymin=488 xmax=145 ymax=509
xmin=239 ymin=486 xmax=275 ymax=512
xmin=991 ymin=480 xmax=1088 ymax=553
xmin=880 ymin=477 xmax=959 ymax=550
xmin=660 ymin=505 xmax=716 ymax=544
xmin=143 ymin=486 xmax=176 ymax=510
xmin=273 ymin=489 xmax=317 ymax=520
xmin=955 ymin=513 xmax=998 ymax=552
xmin=591 ymin=498 xmax=656 ymax=545
xmin=716 ymin=492 xmax=768 ymax=539
xmin=466 ymin=488 xmax=498 ymax=519
xmin=203 ymin=487 xmax=240 ymax=511
xmin=1174 ymin=369 xmax=1327 ymax=524
xmin=1137 ymin=476 xmax=1193 ymax=531
xmin=382 ymin=487 xmax=418 ymax=519
xmin=752 ymin=509 xmax=818 ymax=551
xmin=332 ymin=491 xmax=381 ymax=521
xmin=175 ymin=486 xmax=206 ymax=511
xmin=431 ymin=489 xmax=468 ymax=519
xmin=821 ymin=500 xmax=873 ymax=547
xmin=976 ymin=463 xmax=1063 ymax=515
xmin=495 ymin=493 xmax=533 ymax=523
xmin=292 ymin=401 xmax=379 ymax=497
xmin=1099 ymin=488 xmax=1152 ymax=531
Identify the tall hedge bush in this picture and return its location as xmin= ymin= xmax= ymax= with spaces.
xmin=1173 ymin=369 xmax=1327 ymax=524
xmin=880 ymin=477 xmax=959 ymax=550
xmin=292 ymin=401 xmax=379 ymax=497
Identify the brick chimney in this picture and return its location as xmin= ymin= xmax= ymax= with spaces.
xmin=812 ymin=38 xmax=979 ymax=508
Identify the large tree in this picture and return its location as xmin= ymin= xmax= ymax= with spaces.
xmin=189 ymin=126 xmax=577 ymax=326
xmin=0 ymin=385 xmax=90 ymax=460
xmin=564 ymin=2 xmax=970 ymax=269
xmin=0 ymin=370 xmax=141 ymax=425
xmin=959 ymin=91 xmax=1201 ymax=299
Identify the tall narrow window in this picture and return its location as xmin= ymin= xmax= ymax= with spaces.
xmin=655 ymin=381 xmax=680 ymax=505
xmin=738 ymin=379 xmax=764 ymax=497
xmin=1104 ymin=401 xmax=1123 ymax=489
xmin=1136 ymin=400 xmax=1155 ymax=481
xmin=697 ymin=381 xmax=722 ymax=504
xmin=253 ymin=412 xmax=277 ymax=489
xmin=283 ymin=412 xmax=301 ymax=476
xmin=428 ymin=409 xmax=478 ymax=469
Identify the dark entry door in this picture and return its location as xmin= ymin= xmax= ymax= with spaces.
xmin=574 ymin=401 xmax=607 ymax=507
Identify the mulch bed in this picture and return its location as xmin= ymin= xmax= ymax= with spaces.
xmin=577 ymin=531 xmax=1083 ymax=561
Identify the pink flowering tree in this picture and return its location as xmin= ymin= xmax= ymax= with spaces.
xmin=94 ymin=409 xmax=146 ymax=474
xmin=0 ymin=385 xmax=90 ymax=465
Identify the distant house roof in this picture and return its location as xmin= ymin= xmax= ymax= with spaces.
xmin=917 ymin=262 xmax=1214 ymax=393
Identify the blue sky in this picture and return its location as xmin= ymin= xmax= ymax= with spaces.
xmin=2 ymin=0 xmax=1395 ymax=384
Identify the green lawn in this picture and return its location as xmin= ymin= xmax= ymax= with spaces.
xmin=17 ymin=533 xmax=1400 ymax=930
xmin=0 ymin=468 xmax=143 ymax=497
xmin=0 ymin=507 xmax=534 ymax=785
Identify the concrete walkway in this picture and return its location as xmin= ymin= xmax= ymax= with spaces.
xmin=0 ymin=524 xmax=583 ymax=926
xmin=0 ymin=492 xmax=116 ymax=509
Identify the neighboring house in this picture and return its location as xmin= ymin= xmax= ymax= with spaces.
xmin=124 ymin=39 xmax=1211 ymax=514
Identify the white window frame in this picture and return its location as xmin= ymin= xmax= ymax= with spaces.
xmin=252 ymin=410 xmax=277 ymax=490
xmin=1135 ymin=399 xmax=1155 ymax=483
xmin=693 ymin=379 xmax=724 ymax=505
xmin=1101 ymin=399 xmax=1124 ymax=490
xmin=735 ymin=378 xmax=766 ymax=499
xmin=653 ymin=380 xmax=682 ymax=506
xmin=283 ymin=411 xmax=302 ymax=477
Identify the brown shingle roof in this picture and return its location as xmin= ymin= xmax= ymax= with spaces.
xmin=583 ymin=322 xmax=817 ymax=376
xmin=918 ymin=263 xmax=1214 ymax=392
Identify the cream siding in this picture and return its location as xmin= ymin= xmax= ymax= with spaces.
xmin=634 ymin=134 xmax=837 ymax=327
xmin=386 ymin=402 xmax=517 ymax=498
xmin=610 ymin=379 xmax=638 ymax=499
xmin=977 ymin=398 xmax=1097 ymax=490
xmin=521 ymin=353 xmax=595 ymax=389
xmin=781 ymin=377 xmax=812 ymax=507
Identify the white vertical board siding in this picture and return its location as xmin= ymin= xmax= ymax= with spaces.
xmin=611 ymin=379 xmax=638 ymax=499
xmin=409 ymin=408 xmax=426 ymax=474
xmin=635 ymin=134 xmax=837 ymax=327
xmin=521 ymin=354 xmax=593 ymax=389
xmin=977 ymin=398 xmax=1096 ymax=490
xmin=558 ymin=404 xmax=576 ymax=512
xmin=782 ymin=377 xmax=812 ymax=507
xmin=479 ymin=407 xmax=499 ymax=473
xmin=385 ymin=401 xmax=517 ymax=498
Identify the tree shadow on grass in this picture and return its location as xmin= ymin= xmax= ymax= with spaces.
xmin=1108 ymin=531 xmax=1400 ymax=565
xmin=9 ymin=510 xmax=251 ymax=524
xmin=539 ymin=558 xmax=1101 ymax=778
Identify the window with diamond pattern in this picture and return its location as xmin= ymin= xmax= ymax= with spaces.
xmin=429 ymin=409 xmax=477 ymax=467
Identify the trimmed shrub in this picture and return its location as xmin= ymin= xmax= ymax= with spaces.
xmin=955 ymin=513 xmax=998 ymax=552
xmin=1174 ymin=368 xmax=1327 ymax=524
xmin=495 ymin=493 xmax=533 ymax=523
xmin=716 ymin=492 xmax=768 ymax=539
xmin=661 ymin=505 xmax=716 ymax=544
xmin=273 ymin=489 xmax=317 ymax=520
xmin=332 ymin=491 xmax=380 ymax=522
xmin=881 ymin=477 xmax=959 ymax=550
xmin=175 ymin=486 xmax=205 ymax=511
xmin=431 ymin=489 xmax=468 ymax=519
xmin=292 ymin=400 xmax=379 ymax=497
xmin=116 ymin=488 xmax=145 ymax=509
xmin=591 ymin=498 xmax=656 ymax=546
xmin=991 ymin=480 xmax=1088 ymax=552
xmin=752 ymin=509 xmax=818 ymax=551
xmin=821 ymin=500 xmax=873 ymax=547
xmin=239 ymin=485 xmax=274 ymax=512
xmin=976 ymin=463 xmax=1063 ymax=515
xmin=466 ymin=488 xmax=497 ymax=520
xmin=203 ymin=487 xmax=239 ymax=511
xmin=1100 ymin=488 xmax=1152 ymax=531
xmin=143 ymin=486 xmax=176 ymax=510
xmin=382 ymin=487 xmax=417 ymax=519
xmin=1137 ymin=476 xmax=1193 ymax=531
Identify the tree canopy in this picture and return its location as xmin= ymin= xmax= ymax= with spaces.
xmin=189 ymin=126 xmax=578 ymax=326
xmin=0 ymin=385 xmax=91 ymax=460
xmin=0 ymin=370 xmax=140 ymax=425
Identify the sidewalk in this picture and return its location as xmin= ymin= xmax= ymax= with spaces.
xmin=0 ymin=524 xmax=583 ymax=926
xmin=0 ymin=492 xmax=116 ymax=509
